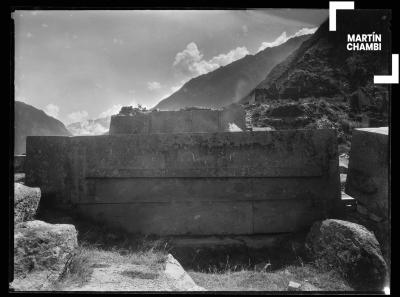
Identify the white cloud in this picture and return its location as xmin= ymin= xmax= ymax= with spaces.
xmin=67 ymin=120 xmax=109 ymax=136
xmin=258 ymin=32 xmax=288 ymax=52
xmin=208 ymin=47 xmax=249 ymax=68
xmin=98 ymin=104 xmax=123 ymax=118
xmin=169 ymin=84 xmax=182 ymax=94
xmin=147 ymin=81 xmax=162 ymax=91
xmin=67 ymin=110 xmax=88 ymax=124
xmin=173 ymin=42 xmax=249 ymax=78
xmin=44 ymin=103 xmax=60 ymax=119
xmin=257 ymin=27 xmax=317 ymax=52
xmin=112 ymin=38 xmax=124 ymax=45
xmin=41 ymin=23 xmax=48 ymax=28
xmin=26 ymin=32 xmax=33 ymax=38
xmin=171 ymin=27 xmax=317 ymax=89
xmin=292 ymin=27 xmax=318 ymax=37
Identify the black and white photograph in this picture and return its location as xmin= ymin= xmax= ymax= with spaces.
xmin=10 ymin=4 xmax=393 ymax=293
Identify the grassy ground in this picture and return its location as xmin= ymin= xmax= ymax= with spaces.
xmin=35 ymin=209 xmax=171 ymax=291
xmin=189 ymin=263 xmax=353 ymax=291
xmin=36 ymin=208 xmax=354 ymax=292
xmin=48 ymin=244 xmax=169 ymax=291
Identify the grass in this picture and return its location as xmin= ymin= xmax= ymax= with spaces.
xmin=36 ymin=209 xmax=170 ymax=291
xmin=189 ymin=262 xmax=353 ymax=291
xmin=48 ymin=240 xmax=169 ymax=290
xmin=50 ymin=246 xmax=95 ymax=289
xmin=36 ymin=208 xmax=354 ymax=292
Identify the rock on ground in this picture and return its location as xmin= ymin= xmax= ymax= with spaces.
xmin=164 ymin=254 xmax=205 ymax=291
xmin=14 ymin=183 xmax=41 ymax=224
xmin=11 ymin=220 xmax=78 ymax=290
xmin=306 ymin=219 xmax=388 ymax=291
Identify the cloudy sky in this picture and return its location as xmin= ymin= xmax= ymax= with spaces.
xmin=14 ymin=9 xmax=327 ymax=124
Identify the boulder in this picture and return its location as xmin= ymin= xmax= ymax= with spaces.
xmin=14 ymin=183 xmax=41 ymax=224
xmin=11 ymin=220 xmax=78 ymax=290
xmin=306 ymin=219 xmax=388 ymax=291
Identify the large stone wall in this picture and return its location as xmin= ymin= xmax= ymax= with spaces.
xmin=345 ymin=127 xmax=389 ymax=219
xmin=25 ymin=129 xmax=341 ymax=235
xmin=109 ymin=106 xmax=246 ymax=135
xmin=14 ymin=155 xmax=26 ymax=173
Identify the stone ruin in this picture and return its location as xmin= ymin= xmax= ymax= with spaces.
xmin=346 ymin=127 xmax=389 ymax=220
xmin=25 ymin=105 xmax=343 ymax=236
xmin=109 ymin=105 xmax=247 ymax=134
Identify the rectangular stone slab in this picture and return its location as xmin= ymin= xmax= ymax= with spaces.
xmin=75 ymin=202 xmax=254 ymax=235
xmin=25 ymin=129 xmax=341 ymax=235
xmin=75 ymin=198 xmax=324 ymax=235
xmin=14 ymin=155 xmax=26 ymax=173
xmin=83 ymin=177 xmax=325 ymax=203
xmin=81 ymin=132 xmax=326 ymax=178
xmin=345 ymin=127 xmax=389 ymax=218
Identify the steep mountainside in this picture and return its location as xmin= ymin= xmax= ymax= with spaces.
xmin=153 ymin=35 xmax=312 ymax=110
xmin=243 ymin=11 xmax=390 ymax=103
xmin=14 ymin=101 xmax=71 ymax=155
xmin=242 ymin=11 xmax=390 ymax=153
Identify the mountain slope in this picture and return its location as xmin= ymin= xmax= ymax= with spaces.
xmin=14 ymin=101 xmax=72 ymax=155
xmin=243 ymin=11 xmax=390 ymax=103
xmin=153 ymin=35 xmax=312 ymax=110
xmin=242 ymin=11 xmax=390 ymax=154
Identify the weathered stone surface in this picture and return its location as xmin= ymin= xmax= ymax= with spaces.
xmin=14 ymin=173 xmax=25 ymax=184
xmin=164 ymin=254 xmax=205 ymax=291
xmin=306 ymin=219 xmax=388 ymax=291
xmin=14 ymin=183 xmax=41 ymax=224
xmin=357 ymin=204 xmax=368 ymax=216
xmin=14 ymin=155 xmax=26 ymax=173
xmin=11 ymin=220 xmax=78 ymax=290
xmin=109 ymin=106 xmax=246 ymax=135
xmin=340 ymin=174 xmax=347 ymax=191
xmin=25 ymin=129 xmax=341 ymax=235
xmin=345 ymin=127 xmax=389 ymax=219
xmin=339 ymin=153 xmax=349 ymax=174
xmin=25 ymin=136 xmax=71 ymax=208
xmin=221 ymin=104 xmax=246 ymax=131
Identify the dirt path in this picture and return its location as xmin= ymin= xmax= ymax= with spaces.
xmin=64 ymin=262 xmax=175 ymax=291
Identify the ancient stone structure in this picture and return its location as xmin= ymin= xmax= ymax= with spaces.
xmin=345 ymin=127 xmax=389 ymax=219
xmin=14 ymin=155 xmax=26 ymax=173
xmin=25 ymin=128 xmax=341 ymax=236
xmin=109 ymin=105 xmax=246 ymax=134
xmin=14 ymin=183 xmax=41 ymax=224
